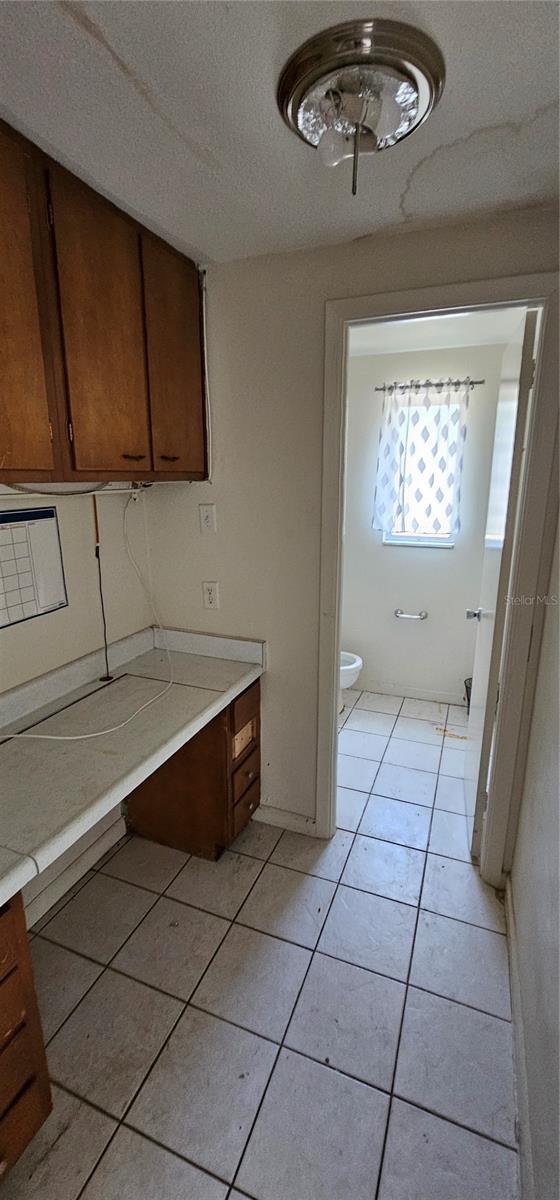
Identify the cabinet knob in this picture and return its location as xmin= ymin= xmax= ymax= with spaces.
xmin=246 ymin=770 xmax=255 ymax=781
xmin=160 ymin=454 xmax=180 ymax=462
xmin=248 ymin=801 xmax=256 ymax=812
xmin=122 ymin=453 xmax=146 ymax=462
xmin=0 ymin=1161 xmax=7 ymax=1178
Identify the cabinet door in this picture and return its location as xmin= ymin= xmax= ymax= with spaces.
xmin=0 ymin=130 xmax=54 ymax=472
xmin=142 ymin=234 xmax=206 ymax=475
xmin=49 ymin=168 xmax=151 ymax=473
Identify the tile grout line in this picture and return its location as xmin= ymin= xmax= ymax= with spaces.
xmin=37 ymin=849 xmax=214 ymax=1044
xmin=46 ymin=880 xmax=184 ymax=1200
xmin=34 ymin=804 xmax=513 ymax=1195
xmin=72 ymin=825 xmax=291 ymax=1199
xmin=36 ymin=841 xmax=196 ymax=1041
xmin=69 ymin=837 xmax=283 ymax=1200
xmin=372 ymin=702 xmax=448 ymax=1200
xmin=229 ymin=828 xmax=358 ymax=1195
xmin=35 ymin=925 xmax=511 ymax=1032
xmin=52 ymin=1077 xmax=234 ymax=1197
xmin=35 ymin=851 xmax=507 ymax=993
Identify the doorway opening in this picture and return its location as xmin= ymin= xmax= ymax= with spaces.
xmin=315 ymin=275 xmax=557 ymax=888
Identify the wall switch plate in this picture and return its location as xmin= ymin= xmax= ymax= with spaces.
xmin=202 ymin=581 xmax=220 ymax=609
xmin=199 ymin=503 xmax=217 ymax=533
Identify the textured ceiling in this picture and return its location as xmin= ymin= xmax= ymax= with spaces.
xmin=0 ymin=1 xmax=557 ymax=262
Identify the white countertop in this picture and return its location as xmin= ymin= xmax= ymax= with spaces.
xmin=0 ymin=647 xmax=263 ymax=905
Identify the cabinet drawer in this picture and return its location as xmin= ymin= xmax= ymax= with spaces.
xmin=0 ymin=1078 xmax=50 ymax=1177
xmin=0 ymin=1026 xmax=35 ymax=1118
xmin=232 ymin=779 xmax=260 ymax=839
xmin=0 ymin=907 xmax=18 ymax=984
xmin=232 ymin=747 xmax=260 ymax=806
xmin=232 ymin=682 xmax=260 ymax=734
xmin=0 ymin=969 xmax=27 ymax=1051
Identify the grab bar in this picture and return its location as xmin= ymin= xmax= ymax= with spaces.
xmin=394 ymin=608 xmax=428 ymax=620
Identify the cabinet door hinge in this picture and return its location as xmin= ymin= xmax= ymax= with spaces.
xmin=47 ymin=201 xmax=54 ymax=229
xmin=48 ymin=420 xmax=54 ymax=442
xmin=67 ymin=420 xmax=74 ymax=443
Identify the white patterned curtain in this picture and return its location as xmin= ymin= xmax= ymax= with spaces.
xmin=372 ymin=379 xmax=470 ymax=538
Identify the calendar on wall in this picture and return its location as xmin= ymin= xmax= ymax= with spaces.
xmin=0 ymin=507 xmax=68 ymax=629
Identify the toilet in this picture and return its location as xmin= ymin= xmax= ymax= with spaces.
xmin=339 ymin=651 xmax=363 ymax=712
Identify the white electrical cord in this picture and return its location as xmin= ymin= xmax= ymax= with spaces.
xmin=8 ymin=494 xmax=173 ymax=742
xmin=1 ymin=483 xmax=150 ymax=497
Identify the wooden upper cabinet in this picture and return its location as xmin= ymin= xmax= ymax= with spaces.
xmin=141 ymin=234 xmax=206 ymax=475
xmin=0 ymin=129 xmax=54 ymax=473
xmin=0 ymin=120 xmax=208 ymax=482
xmin=49 ymin=168 xmax=152 ymax=473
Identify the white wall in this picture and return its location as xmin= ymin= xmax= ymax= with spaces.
xmin=145 ymin=206 xmax=557 ymax=824
xmin=341 ymin=344 xmax=505 ymax=702
xmin=510 ymin=529 xmax=559 ymax=1200
xmin=0 ymin=490 xmax=152 ymax=693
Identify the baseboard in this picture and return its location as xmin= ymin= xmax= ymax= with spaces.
xmin=506 ymin=878 xmax=534 ymax=1200
xmin=24 ymin=812 xmax=126 ymax=929
xmin=359 ymin=677 xmax=468 ymax=705
xmin=254 ymin=804 xmax=316 ymax=835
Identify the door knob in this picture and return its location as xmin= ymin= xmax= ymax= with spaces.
xmin=466 ymin=608 xmax=482 ymax=621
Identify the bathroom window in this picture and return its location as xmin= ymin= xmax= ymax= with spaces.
xmin=372 ymin=381 xmax=469 ymax=548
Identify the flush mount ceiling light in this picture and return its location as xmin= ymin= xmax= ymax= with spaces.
xmin=277 ymin=19 xmax=445 ymax=195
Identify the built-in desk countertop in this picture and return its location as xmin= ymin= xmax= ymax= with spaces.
xmin=0 ymin=647 xmax=263 ymax=906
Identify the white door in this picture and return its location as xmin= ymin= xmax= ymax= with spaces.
xmin=465 ymin=309 xmax=538 ymax=858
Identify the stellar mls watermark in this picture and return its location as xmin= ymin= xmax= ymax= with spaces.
xmin=506 ymin=593 xmax=558 ymax=606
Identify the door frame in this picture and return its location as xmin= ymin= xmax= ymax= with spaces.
xmin=315 ymin=272 xmax=558 ymax=888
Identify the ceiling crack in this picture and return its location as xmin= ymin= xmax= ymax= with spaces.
xmin=58 ymin=0 xmax=220 ymax=171
xmin=398 ymin=101 xmax=559 ymax=223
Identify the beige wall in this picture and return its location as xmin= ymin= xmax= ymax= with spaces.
xmin=0 ymin=490 xmax=152 ymax=693
xmin=145 ymin=206 xmax=558 ymax=822
xmin=341 ymin=344 xmax=505 ymax=702
xmin=510 ymin=529 xmax=559 ymax=1200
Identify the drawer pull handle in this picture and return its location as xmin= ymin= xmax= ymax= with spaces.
xmin=160 ymin=454 xmax=180 ymax=462
xmin=122 ymin=453 xmax=146 ymax=462
xmin=248 ymin=801 xmax=255 ymax=812
xmin=0 ymin=950 xmax=10 ymax=967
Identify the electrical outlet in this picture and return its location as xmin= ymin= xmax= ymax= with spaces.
xmin=202 ymin=581 xmax=219 ymax=609
xmin=199 ymin=503 xmax=217 ymax=533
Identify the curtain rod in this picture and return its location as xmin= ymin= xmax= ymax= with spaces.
xmin=375 ymin=377 xmax=485 ymax=392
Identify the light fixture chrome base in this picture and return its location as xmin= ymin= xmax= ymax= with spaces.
xmin=277 ymin=18 xmax=445 ymax=194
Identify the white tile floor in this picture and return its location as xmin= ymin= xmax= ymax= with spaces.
xmin=9 ymin=690 xmax=518 ymax=1199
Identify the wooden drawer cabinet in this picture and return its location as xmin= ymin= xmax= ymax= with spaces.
xmin=0 ymin=906 xmax=19 ymax=983
xmin=232 ymin=779 xmax=260 ymax=839
xmin=0 ymin=119 xmax=207 ymax=484
xmin=0 ymin=969 xmax=27 ymax=1052
xmin=0 ymin=1027 xmax=35 ymax=1117
xmin=232 ymin=746 xmax=260 ymax=805
xmin=0 ymin=895 xmax=51 ymax=1179
xmin=0 ymin=1080 xmax=49 ymax=1180
xmin=126 ymin=680 xmax=261 ymax=859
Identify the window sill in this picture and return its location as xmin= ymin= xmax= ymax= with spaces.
xmin=382 ymin=536 xmax=455 ymax=550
